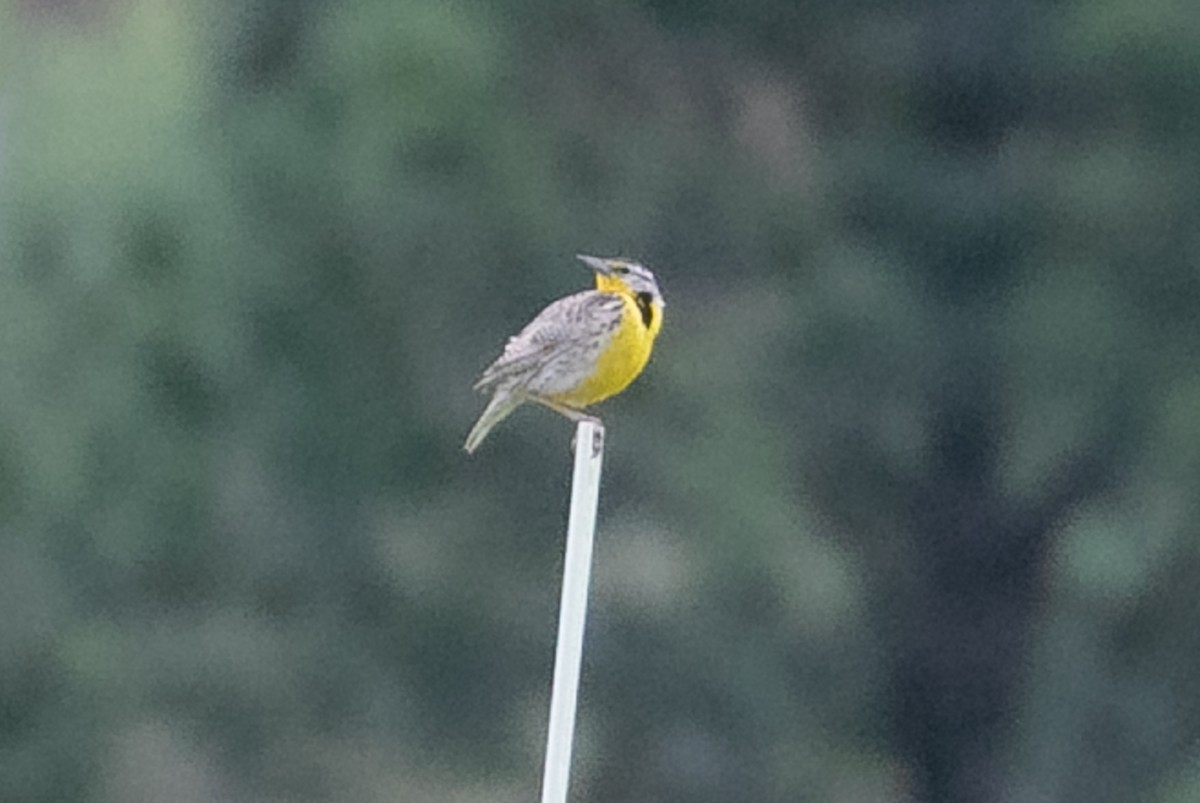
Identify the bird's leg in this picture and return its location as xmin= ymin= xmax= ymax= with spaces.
xmin=534 ymin=399 xmax=604 ymax=456
xmin=533 ymin=397 xmax=599 ymax=424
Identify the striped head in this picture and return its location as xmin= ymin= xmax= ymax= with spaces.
xmin=576 ymin=255 xmax=665 ymax=310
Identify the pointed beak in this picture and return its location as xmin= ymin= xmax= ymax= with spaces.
xmin=576 ymin=254 xmax=612 ymax=275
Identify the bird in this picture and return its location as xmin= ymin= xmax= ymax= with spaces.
xmin=464 ymin=254 xmax=665 ymax=453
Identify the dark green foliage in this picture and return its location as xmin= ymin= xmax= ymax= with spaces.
xmin=3 ymin=0 xmax=1200 ymax=801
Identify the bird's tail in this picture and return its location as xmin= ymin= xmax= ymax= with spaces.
xmin=464 ymin=391 xmax=523 ymax=454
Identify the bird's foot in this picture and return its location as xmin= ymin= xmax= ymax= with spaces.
xmin=570 ymin=417 xmax=605 ymax=457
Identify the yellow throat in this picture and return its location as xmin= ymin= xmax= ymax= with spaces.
xmin=549 ymin=272 xmax=664 ymax=408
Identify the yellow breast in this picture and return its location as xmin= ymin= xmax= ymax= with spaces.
xmin=550 ymin=292 xmax=663 ymax=408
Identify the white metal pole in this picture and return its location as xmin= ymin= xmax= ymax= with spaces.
xmin=540 ymin=420 xmax=605 ymax=803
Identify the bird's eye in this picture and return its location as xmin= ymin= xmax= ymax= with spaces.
xmin=613 ymin=264 xmax=629 ymax=274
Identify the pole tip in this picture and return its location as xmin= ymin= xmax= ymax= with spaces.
xmin=572 ymin=420 xmax=605 ymax=459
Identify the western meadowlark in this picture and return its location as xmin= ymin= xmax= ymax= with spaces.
xmin=464 ymin=254 xmax=665 ymax=453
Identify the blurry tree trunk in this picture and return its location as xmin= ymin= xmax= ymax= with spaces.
xmin=883 ymin=379 xmax=1126 ymax=802
xmin=817 ymin=6 xmax=1136 ymax=799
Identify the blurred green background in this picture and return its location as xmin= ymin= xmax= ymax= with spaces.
xmin=4 ymin=0 xmax=1200 ymax=801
